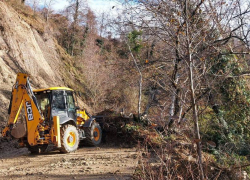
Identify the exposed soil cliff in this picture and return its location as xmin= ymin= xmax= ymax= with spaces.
xmin=0 ymin=1 xmax=84 ymax=127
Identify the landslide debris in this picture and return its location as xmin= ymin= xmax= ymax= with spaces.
xmin=0 ymin=138 xmax=28 ymax=159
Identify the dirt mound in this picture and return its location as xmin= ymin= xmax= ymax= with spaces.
xmin=0 ymin=138 xmax=28 ymax=159
xmin=94 ymin=110 xmax=136 ymax=147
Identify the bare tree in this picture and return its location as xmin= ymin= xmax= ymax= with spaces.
xmin=30 ymin=0 xmax=40 ymax=15
xmin=113 ymin=0 xmax=250 ymax=178
xmin=126 ymin=41 xmax=143 ymax=118
xmin=184 ymin=1 xmax=205 ymax=179
xmin=43 ymin=0 xmax=55 ymax=22
xmin=64 ymin=0 xmax=87 ymax=56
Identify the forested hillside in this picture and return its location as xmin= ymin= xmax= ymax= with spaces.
xmin=1 ymin=0 xmax=250 ymax=179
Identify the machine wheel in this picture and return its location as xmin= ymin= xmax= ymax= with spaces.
xmin=85 ymin=122 xmax=102 ymax=146
xmin=27 ymin=145 xmax=47 ymax=154
xmin=60 ymin=124 xmax=79 ymax=153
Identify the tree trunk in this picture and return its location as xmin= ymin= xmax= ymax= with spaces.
xmin=70 ymin=0 xmax=79 ymax=56
xmin=185 ymin=0 xmax=204 ymax=179
xmin=188 ymin=49 xmax=204 ymax=180
xmin=168 ymin=35 xmax=181 ymax=128
xmin=127 ymin=42 xmax=142 ymax=119
xmin=138 ymin=74 xmax=142 ymax=118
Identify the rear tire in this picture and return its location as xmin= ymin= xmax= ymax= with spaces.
xmin=59 ymin=124 xmax=79 ymax=153
xmin=85 ymin=122 xmax=102 ymax=146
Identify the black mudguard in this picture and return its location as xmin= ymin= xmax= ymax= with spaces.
xmin=83 ymin=117 xmax=95 ymax=127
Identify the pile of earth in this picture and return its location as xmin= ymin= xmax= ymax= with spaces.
xmin=94 ymin=110 xmax=138 ymax=147
xmin=0 ymin=138 xmax=28 ymax=159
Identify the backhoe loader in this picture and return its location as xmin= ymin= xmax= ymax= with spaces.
xmin=1 ymin=73 xmax=102 ymax=153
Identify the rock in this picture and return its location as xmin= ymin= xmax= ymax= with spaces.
xmin=8 ymin=167 xmax=14 ymax=171
xmin=142 ymin=152 xmax=148 ymax=157
xmin=132 ymin=154 xmax=138 ymax=159
xmin=115 ymin=170 xmax=120 ymax=173
xmin=26 ymin=172 xmax=34 ymax=176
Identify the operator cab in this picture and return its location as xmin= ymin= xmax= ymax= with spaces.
xmin=33 ymin=87 xmax=77 ymax=124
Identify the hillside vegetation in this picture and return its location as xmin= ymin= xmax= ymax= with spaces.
xmin=1 ymin=0 xmax=250 ymax=179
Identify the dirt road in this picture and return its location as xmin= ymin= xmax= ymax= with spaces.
xmin=0 ymin=145 xmax=138 ymax=180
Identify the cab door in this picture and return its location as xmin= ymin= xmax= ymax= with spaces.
xmin=66 ymin=91 xmax=76 ymax=120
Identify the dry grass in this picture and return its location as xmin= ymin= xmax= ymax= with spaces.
xmin=131 ymin=125 xmax=250 ymax=180
xmin=6 ymin=0 xmax=45 ymax=34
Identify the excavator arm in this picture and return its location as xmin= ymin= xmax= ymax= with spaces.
xmin=2 ymin=73 xmax=43 ymax=146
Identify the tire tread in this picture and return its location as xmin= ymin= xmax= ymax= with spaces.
xmin=59 ymin=124 xmax=79 ymax=153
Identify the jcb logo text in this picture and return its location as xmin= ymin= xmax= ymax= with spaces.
xmin=26 ymin=101 xmax=34 ymax=121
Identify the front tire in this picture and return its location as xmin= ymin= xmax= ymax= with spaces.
xmin=85 ymin=122 xmax=102 ymax=146
xmin=60 ymin=124 xmax=79 ymax=153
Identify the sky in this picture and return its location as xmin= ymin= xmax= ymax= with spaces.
xmin=24 ymin=0 xmax=139 ymax=37
xmin=25 ymin=0 xmax=127 ymax=37
xmin=25 ymin=0 xmax=123 ymax=16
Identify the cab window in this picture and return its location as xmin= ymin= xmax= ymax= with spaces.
xmin=52 ymin=91 xmax=65 ymax=110
xmin=66 ymin=92 xmax=75 ymax=111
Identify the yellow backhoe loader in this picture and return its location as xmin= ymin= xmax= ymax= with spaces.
xmin=1 ymin=73 xmax=102 ymax=153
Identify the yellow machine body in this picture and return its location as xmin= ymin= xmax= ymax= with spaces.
xmin=2 ymin=74 xmax=40 ymax=145
xmin=2 ymin=73 xmax=101 ymax=153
